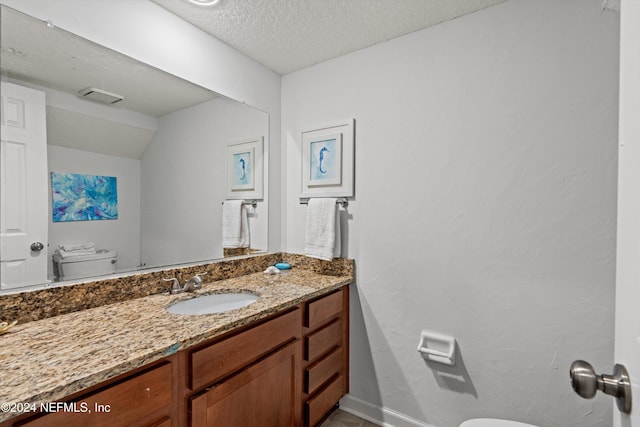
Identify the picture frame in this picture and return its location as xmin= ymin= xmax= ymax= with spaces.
xmin=301 ymin=119 xmax=354 ymax=198
xmin=51 ymin=172 xmax=118 ymax=222
xmin=226 ymin=137 xmax=263 ymax=199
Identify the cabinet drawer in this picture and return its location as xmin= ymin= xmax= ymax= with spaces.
xmin=191 ymin=308 xmax=300 ymax=390
xmin=305 ymin=319 xmax=341 ymax=362
xmin=306 ymin=375 xmax=344 ymax=427
xmin=306 ymin=290 xmax=342 ymax=329
xmin=305 ymin=347 xmax=343 ymax=395
xmin=19 ymin=363 xmax=172 ymax=427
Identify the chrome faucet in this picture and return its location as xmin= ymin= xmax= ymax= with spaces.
xmin=163 ymin=272 xmax=208 ymax=294
xmin=184 ymin=273 xmax=206 ymax=291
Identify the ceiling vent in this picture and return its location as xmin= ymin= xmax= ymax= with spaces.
xmin=78 ymin=87 xmax=124 ymax=105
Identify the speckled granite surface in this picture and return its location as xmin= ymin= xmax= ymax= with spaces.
xmin=0 ymin=263 xmax=353 ymax=423
xmin=0 ymin=252 xmax=353 ymax=324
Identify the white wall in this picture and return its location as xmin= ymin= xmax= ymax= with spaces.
xmin=282 ymin=1 xmax=619 ymax=426
xmin=141 ymin=97 xmax=268 ymax=267
xmin=0 ymin=0 xmax=282 ymax=254
xmin=47 ymin=145 xmax=141 ymax=276
xmin=614 ymin=1 xmax=640 ymax=427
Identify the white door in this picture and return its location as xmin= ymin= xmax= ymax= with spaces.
xmin=0 ymin=81 xmax=49 ymax=290
xmin=568 ymin=2 xmax=640 ymax=424
xmin=614 ymin=1 xmax=640 ymax=425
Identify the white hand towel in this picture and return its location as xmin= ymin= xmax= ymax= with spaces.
xmin=222 ymin=200 xmax=250 ymax=248
xmin=56 ymin=249 xmax=98 ymax=258
xmin=59 ymin=242 xmax=96 ymax=252
xmin=57 ymin=242 xmax=97 ymax=258
xmin=304 ymin=198 xmax=341 ymax=261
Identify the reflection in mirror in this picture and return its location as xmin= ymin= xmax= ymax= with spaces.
xmin=0 ymin=5 xmax=269 ymax=292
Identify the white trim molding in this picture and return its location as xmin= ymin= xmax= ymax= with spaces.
xmin=339 ymin=394 xmax=435 ymax=427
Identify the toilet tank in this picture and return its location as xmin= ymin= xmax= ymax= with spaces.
xmin=53 ymin=249 xmax=118 ymax=281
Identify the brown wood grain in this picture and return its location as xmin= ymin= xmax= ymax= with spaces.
xmin=305 ymin=319 xmax=341 ymax=362
xmin=191 ymin=309 xmax=301 ymax=390
xmin=305 ymin=376 xmax=344 ymax=427
xmin=306 ymin=290 xmax=342 ymax=328
xmin=18 ymin=363 xmax=172 ymax=427
xmin=305 ymin=347 xmax=343 ymax=395
xmin=191 ymin=342 xmax=299 ymax=427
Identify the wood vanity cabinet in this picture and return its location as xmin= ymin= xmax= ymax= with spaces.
xmin=182 ymin=308 xmax=303 ymax=427
xmin=5 ymin=285 xmax=350 ymax=427
xmin=302 ymin=287 xmax=349 ymax=427
xmin=14 ymin=357 xmax=178 ymax=427
xmin=183 ymin=286 xmax=350 ymax=427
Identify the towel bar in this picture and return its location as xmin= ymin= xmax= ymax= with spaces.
xmin=221 ymin=200 xmax=258 ymax=208
xmin=299 ymin=198 xmax=348 ymax=207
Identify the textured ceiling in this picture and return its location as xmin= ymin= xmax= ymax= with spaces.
xmin=1 ymin=1 xmax=509 ymax=157
xmin=151 ymin=0 xmax=507 ymax=74
xmin=1 ymin=6 xmax=218 ymax=158
xmin=0 ymin=6 xmax=217 ymax=117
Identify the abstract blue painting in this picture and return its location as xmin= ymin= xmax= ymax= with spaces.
xmin=309 ymin=135 xmax=342 ymax=186
xmin=51 ymin=172 xmax=118 ymax=222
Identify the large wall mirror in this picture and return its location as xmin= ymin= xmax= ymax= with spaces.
xmin=0 ymin=5 xmax=269 ymax=292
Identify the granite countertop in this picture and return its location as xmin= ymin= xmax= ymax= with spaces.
xmin=0 ymin=268 xmax=352 ymax=422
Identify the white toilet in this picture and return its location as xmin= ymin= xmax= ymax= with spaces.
xmin=460 ymin=419 xmax=539 ymax=427
xmin=53 ymin=249 xmax=118 ymax=280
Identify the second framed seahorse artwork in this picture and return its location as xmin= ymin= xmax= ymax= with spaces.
xmin=226 ymin=136 xmax=264 ymax=199
xmin=300 ymin=119 xmax=355 ymax=198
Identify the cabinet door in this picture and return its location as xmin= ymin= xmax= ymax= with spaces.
xmin=191 ymin=341 xmax=300 ymax=427
xmin=18 ymin=363 xmax=172 ymax=427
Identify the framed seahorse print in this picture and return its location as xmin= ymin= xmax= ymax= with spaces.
xmin=300 ymin=119 xmax=355 ymax=198
xmin=226 ymin=137 xmax=264 ymax=199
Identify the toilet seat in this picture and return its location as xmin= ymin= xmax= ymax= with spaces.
xmin=460 ymin=418 xmax=539 ymax=427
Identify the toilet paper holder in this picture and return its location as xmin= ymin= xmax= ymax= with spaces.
xmin=417 ymin=330 xmax=456 ymax=366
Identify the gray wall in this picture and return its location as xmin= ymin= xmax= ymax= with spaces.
xmin=141 ymin=97 xmax=269 ymax=267
xmin=48 ymin=145 xmax=141 ymax=275
xmin=282 ymin=1 xmax=619 ymax=426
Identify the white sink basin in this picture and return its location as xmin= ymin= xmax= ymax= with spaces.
xmin=167 ymin=292 xmax=259 ymax=315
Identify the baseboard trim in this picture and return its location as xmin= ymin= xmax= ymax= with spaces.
xmin=339 ymin=394 xmax=435 ymax=427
